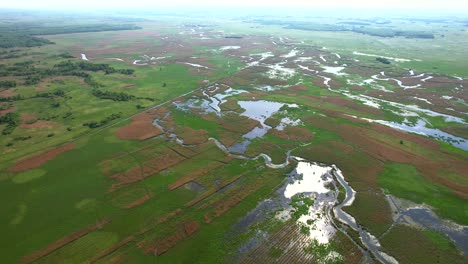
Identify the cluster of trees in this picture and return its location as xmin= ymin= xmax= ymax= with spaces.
xmin=35 ymin=89 xmax=65 ymax=98
xmin=55 ymin=61 xmax=134 ymax=75
xmin=0 ymin=23 xmax=140 ymax=48
xmin=0 ymin=59 xmax=134 ymax=89
xmin=0 ymin=34 xmax=53 ymax=48
xmin=0 ymin=80 xmax=16 ymax=88
xmin=376 ymin=57 xmax=391 ymax=64
xmin=83 ymin=112 xmax=122 ymax=128
xmin=0 ymin=95 xmax=22 ymax=102
xmin=0 ymin=60 xmax=36 ymax=77
xmin=353 ymin=28 xmax=434 ymax=39
xmin=253 ymin=19 xmax=435 ymax=39
xmin=91 ymin=90 xmax=135 ymax=101
xmin=0 ymin=112 xmax=20 ymax=135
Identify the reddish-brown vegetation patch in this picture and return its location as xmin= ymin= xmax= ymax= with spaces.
xmin=173 ymin=127 xmax=208 ymax=145
xmin=0 ymin=106 xmax=15 ymax=116
xmin=290 ymin=84 xmax=308 ymax=91
xmin=197 ymin=173 xmax=264 ymax=219
xmin=141 ymin=220 xmax=200 ymax=256
xmin=21 ymin=113 xmax=36 ymax=123
xmin=367 ymin=88 xmax=467 ymax=119
xmin=323 ymin=96 xmax=383 ymax=116
xmin=20 ymin=219 xmax=110 ymax=264
xmin=220 ymin=98 xmax=241 ymax=112
xmin=20 ymin=121 xmax=57 ymax=129
xmin=186 ymin=171 xmax=247 ymax=207
xmin=217 ymin=130 xmax=242 ymax=147
xmin=204 ymin=213 xmax=212 ymax=224
xmin=312 ymin=76 xmax=328 ymax=88
xmin=349 ymin=85 xmax=365 ymax=91
xmin=440 ymin=126 xmax=468 ymax=139
xmin=116 ymin=112 xmax=163 ymax=140
xmin=36 ymin=86 xmax=49 ymax=92
xmin=168 ymin=161 xmax=224 ymax=191
xmin=220 ymin=113 xmax=259 ymax=134
xmin=167 ymin=144 xmax=200 ymax=159
xmin=121 ymin=84 xmax=136 ymax=89
xmin=370 ymin=123 xmax=440 ymax=150
xmin=328 ymin=141 xmax=354 ymax=154
xmin=124 ymin=193 xmax=154 ymax=209
xmin=222 ymin=67 xmax=287 ymax=87
xmin=0 ymin=89 xmax=18 ymax=98
xmin=95 ymin=210 xmax=177 ymax=260
xmin=344 ymin=124 xmax=466 ymax=196
xmin=270 ymin=127 xmax=314 ymax=141
xmin=10 ymin=144 xmax=75 ymax=172
xmin=346 ymin=64 xmax=381 ymax=76
xmin=109 ymin=148 xmax=185 ymax=192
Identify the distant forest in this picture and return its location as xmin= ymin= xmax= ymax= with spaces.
xmin=253 ymin=19 xmax=435 ymax=39
xmin=0 ymin=23 xmax=141 ymax=48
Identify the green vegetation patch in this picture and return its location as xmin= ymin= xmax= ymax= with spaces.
xmin=381 ymin=225 xmax=463 ymax=264
xmin=12 ymin=169 xmax=46 ymax=184
xmin=379 ymin=163 xmax=468 ymax=225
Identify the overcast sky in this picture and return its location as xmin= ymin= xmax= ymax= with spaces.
xmin=1 ymin=0 xmax=468 ymax=13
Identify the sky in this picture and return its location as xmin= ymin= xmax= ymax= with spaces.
xmin=1 ymin=0 xmax=468 ymax=13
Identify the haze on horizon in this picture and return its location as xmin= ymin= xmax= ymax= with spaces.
xmin=1 ymin=0 xmax=468 ymax=15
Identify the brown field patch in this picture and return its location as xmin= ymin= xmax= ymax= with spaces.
xmin=140 ymin=220 xmax=200 ymax=256
xmin=338 ymin=123 xmax=467 ymax=196
xmin=312 ymin=76 xmax=328 ymax=88
xmin=328 ymin=141 xmax=354 ymax=154
xmin=270 ymin=127 xmax=314 ymax=141
xmin=87 ymin=208 xmax=182 ymax=263
xmin=440 ymin=126 xmax=468 ymax=139
xmin=220 ymin=113 xmax=260 ymax=134
xmin=116 ymin=112 xmax=163 ymax=140
xmin=220 ymin=98 xmax=241 ymax=112
xmin=217 ymin=130 xmax=242 ymax=147
xmin=198 ymin=174 xmax=264 ymax=218
xmin=168 ymin=161 xmax=224 ymax=191
xmin=167 ymin=144 xmax=200 ymax=159
xmin=0 ymin=106 xmax=15 ymax=116
xmin=370 ymin=123 xmax=440 ymax=150
xmin=121 ymin=84 xmax=136 ymax=89
xmin=20 ymin=120 xmax=57 ymax=129
xmin=186 ymin=171 xmax=248 ymax=207
xmin=9 ymin=144 xmax=75 ymax=172
xmin=173 ymin=127 xmax=208 ymax=145
xmin=348 ymin=85 xmax=365 ymax=91
xmin=0 ymin=89 xmax=18 ymax=98
xmin=290 ymin=84 xmax=308 ymax=91
xmin=21 ymin=113 xmax=37 ymax=123
xmin=124 ymin=193 xmax=154 ymax=209
xmin=36 ymin=87 xmax=49 ymax=92
xmin=110 ymin=148 xmax=185 ymax=192
xmin=20 ymin=219 xmax=110 ymax=264
xmin=323 ymin=96 xmax=383 ymax=116
xmin=346 ymin=64 xmax=382 ymax=76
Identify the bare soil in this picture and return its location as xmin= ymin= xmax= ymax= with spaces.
xmin=9 ymin=144 xmax=75 ymax=172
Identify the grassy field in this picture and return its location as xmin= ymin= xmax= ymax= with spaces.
xmin=379 ymin=163 xmax=467 ymax=225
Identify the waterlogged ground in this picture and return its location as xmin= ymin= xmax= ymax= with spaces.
xmin=0 ymin=15 xmax=467 ymax=264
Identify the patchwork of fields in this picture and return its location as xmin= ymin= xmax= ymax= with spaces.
xmin=0 ymin=14 xmax=467 ymax=263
